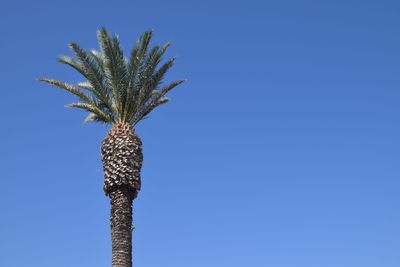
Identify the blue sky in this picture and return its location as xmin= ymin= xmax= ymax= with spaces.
xmin=1 ymin=0 xmax=399 ymax=266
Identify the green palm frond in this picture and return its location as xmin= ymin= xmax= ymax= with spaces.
xmin=58 ymin=54 xmax=114 ymax=115
xmin=38 ymin=27 xmax=185 ymax=126
xmin=159 ymin=79 xmax=186 ymax=96
xmin=124 ymin=31 xmax=153 ymax=121
xmin=130 ymin=79 xmax=185 ymax=125
xmin=89 ymin=50 xmax=106 ymax=75
xmin=97 ymin=28 xmax=129 ymax=118
xmin=66 ymin=102 xmax=113 ymax=123
xmin=132 ymin=97 xmax=169 ymax=125
xmin=37 ymin=78 xmax=93 ymax=104
xmin=132 ymin=44 xmax=172 ymax=116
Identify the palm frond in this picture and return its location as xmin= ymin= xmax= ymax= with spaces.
xmin=152 ymin=57 xmax=175 ymax=84
xmin=130 ymin=79 xmax=185 ymax=125
xmin=90 ymin=50 xmax=104 ymax=68
xmin=132 ymin=97 xmax=169 ymax=125
xmin=77 ymin=81 xmax=93 ymax=91
xmin=66 ymin=102 xmax=113 ymax=123
xmin=159 ymin=79 xmax=186 ymax=96
xmin=58 ymin=50 xmax=115 ymax=115
xmin=63 ymin=44 xmax=105 ymax=95
xmin=124 ymin=31 xmax=153 ymax=121
xmin=38 ymin=78 xmax=93 ymax=104
xmin=132 ymin=56 xmax=176 ymax=112
xmin=133 ymin=44 xmax=171 ymax=112
xmin=97 ymin=28 xmax=129 ymax=118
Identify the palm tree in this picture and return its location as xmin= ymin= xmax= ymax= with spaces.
xmin=38 ymin=27 xmax=185 ymax=267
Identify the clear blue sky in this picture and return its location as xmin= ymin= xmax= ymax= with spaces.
xmin=1 ymin=0 xmax=399 ymax=266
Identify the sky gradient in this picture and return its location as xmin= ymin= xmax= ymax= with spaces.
xmin=1 ymin=0 xmax=400 ymax=266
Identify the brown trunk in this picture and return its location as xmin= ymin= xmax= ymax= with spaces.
xmin=110 ymin=187 xmax=134 ymax=267
xmin=102 ymin=123 xmax=143 ymax=267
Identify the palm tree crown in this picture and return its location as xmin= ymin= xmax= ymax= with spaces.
xmin=39 ymin=27 xmax=185 ymax=126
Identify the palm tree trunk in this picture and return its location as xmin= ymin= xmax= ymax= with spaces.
xmin=110 ymin=187 xmax=134 ymax=267
xmin=102 ymin=123 xmax=142 ymax=267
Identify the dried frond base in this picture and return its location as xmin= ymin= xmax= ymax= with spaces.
xmin=101 ymin=122 xmax=143 ymax=198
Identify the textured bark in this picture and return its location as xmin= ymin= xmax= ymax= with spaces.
xmin=110 ymin=188 xmax=133 ymax=267
xmin=102 ymin=122 xmax=143 ymax=267
xmin=102 ymin=122 xmax=143 ymax=197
